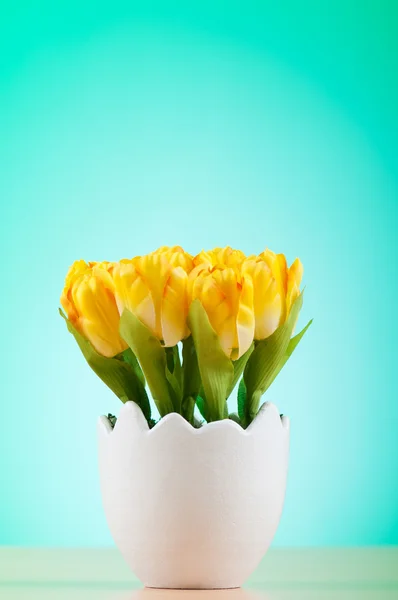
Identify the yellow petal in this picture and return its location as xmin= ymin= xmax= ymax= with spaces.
xmin=60 ymin=260 xmax=89 ymax=323
xmin=217 ymin=315 xmax=237 ymax=359
xmin=277 ymin=253 xmax=288 ymax=294
xmin=193 ymin=247 xmax=246 ymax=270
xmin=193 ymin=249 xmax=214 ymax=267
xmin=191 ymin=266 xmax=254 ymax=358
xmin=242 ymin=259 xmax=282 ymax=340
xmin=113 ymin=248 xmax=193 ymax=345
xmin=260 ymin=249 xmax=287 ymax=322
xmin=162 ymin=266 xmax=189 ymax=346
xmin=113 ymin=260 xmax=158 ymax=338
xmin=235 ymin=275 xmax=255 ymax=359
xmin=134 ymin=291 xmax=157 ymax=338
xmin=286 ymin=258 xmax=304 ymax=314
xmin=191 ymin=270 xmax=234 ymax=357
xmin=71 ymin=272 xmax=127 ymax=357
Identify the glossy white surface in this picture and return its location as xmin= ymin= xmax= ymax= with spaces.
xmin=98 ymin=401 xmax=290 ymax=589
xmin=1 ymin=547 xmax=397 ymax=599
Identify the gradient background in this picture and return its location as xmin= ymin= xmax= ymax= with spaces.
xmin=1 ymin=1 xmax=397 ymax=548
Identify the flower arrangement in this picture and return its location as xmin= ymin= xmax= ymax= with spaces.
xmin=60 ymin=246 xmax=311 ymax=429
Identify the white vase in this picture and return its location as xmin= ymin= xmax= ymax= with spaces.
xmin=98 ymin=401 xmax=290 ymax=589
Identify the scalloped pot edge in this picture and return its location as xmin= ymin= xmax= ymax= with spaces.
xmin=98 ymin=401 xmax=290 ymax=589
xmin=98 ymin=400 xmax=290 ymax=438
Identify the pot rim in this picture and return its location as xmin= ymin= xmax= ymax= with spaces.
xmin=99 ymin=400 xmax=290 ymax=438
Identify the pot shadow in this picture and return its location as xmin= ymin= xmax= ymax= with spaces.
xmin=130 ymin=589 xmax=271 ymax=600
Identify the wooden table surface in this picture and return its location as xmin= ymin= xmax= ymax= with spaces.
xmin=1 ymin=547 xmax=397 ymax=599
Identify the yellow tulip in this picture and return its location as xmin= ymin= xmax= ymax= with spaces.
xmin=112 ymin=246 xmax=193 ymax=347
xmin=60 ymin=260 xmax=127 ymax=357
xmin=193 ymin=246 xmax=246 ymax=270
xmin=242 ymin=250 xmax=303 ymax=340
xmin=188 ymin=264 xmax=255 ymax=359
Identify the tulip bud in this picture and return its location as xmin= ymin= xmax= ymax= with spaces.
xmin=242 ymin=250 xmax=303 ymax=341
xmin=188 ymin=262 xmax=255 ymax=360
xmin=60 ymin=260 xmax=127 ymax=357
xmin=113 ymin=246 xmax=193 ymax=347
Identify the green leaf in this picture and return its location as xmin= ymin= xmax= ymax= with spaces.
xmin=165 ymin=366 xmax=182 ymax=412
xmin=165 ymin=346 xmax=182 ymax=385
xmin=228 ymin=412 xmax=242 ymax=426
xmin=119 ymin=309 xmax=175 ymax=417
xmin=182 ymin=336 xmax=202 ymax=398
xmin=266 ymin=318 xmax=313 ymax=390
xmin=237 ymin=378 xmax=247 ymax=422
xmin=165 ymin=346 xmax=175 ymax=374
xmin=164 ymin=346 xmax=183 ymax=413
xmin=116 ymin=348 xmax=145 ymax=386
xmin=59 ymin=309 xmax=151 ymax=421
xmin=227 ymin=343 xmax=254 ymax=398
xmin=284 ymin=318 xmax=313 ymax=366
xmin=187 ymin=300 xmax=234 ymax=422
xmin=196 ymin=395 xmax=209 ymax=422
xmin=181 ymin=336 xmax=202 ymax=424
xmin=172 ymin=345 xmax=183 ymax=387
xmin=180 ymin=395 xmax=195 ymax=424
xmin=243 ymin=292 xmax=305 ymax=426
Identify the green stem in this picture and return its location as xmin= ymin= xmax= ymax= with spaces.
xmin=182 ymin=395 xmax=196 ymax=425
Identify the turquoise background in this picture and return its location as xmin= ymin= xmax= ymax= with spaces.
xmin=1 ymin=1 xmax=397 ymax=547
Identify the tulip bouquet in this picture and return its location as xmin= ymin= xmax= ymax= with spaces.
xmin=60 ymin=246 xmax=311 ymax=429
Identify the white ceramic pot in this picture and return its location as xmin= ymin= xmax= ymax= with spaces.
xmin=98 ymin=401 xmax=290 ymax=589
